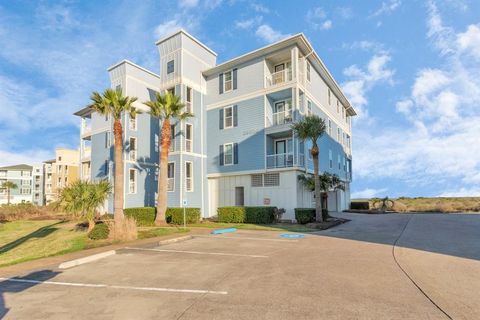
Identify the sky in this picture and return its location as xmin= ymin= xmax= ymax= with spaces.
xmin=0 ymin=0 xmax=479 ymax=198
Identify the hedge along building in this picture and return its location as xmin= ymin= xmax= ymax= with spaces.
xmin=74 ymin=29 xmax=356 ymax=221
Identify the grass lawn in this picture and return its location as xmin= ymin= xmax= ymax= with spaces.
xmin=186 ymin=222 xmax=318 ymax=233
xmin=0 ymin=220 xmax=189 ymax=267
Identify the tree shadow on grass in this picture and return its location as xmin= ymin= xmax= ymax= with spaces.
xmin=0 ymin=270 xmax=61 ymax=319
xmin=0 ymin=222 xmax=62 ymax=255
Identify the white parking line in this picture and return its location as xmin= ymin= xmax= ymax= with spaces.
xmin=195 ymin=235 xmax=299 ymax=242
xmin=0 ymin=277 xmax=227 ymax=295
xmin=123 ymin=247 xmax=269 ymax=258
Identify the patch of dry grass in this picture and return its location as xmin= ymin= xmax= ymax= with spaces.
xmin=0 ymin=203 xmax=68 ymax=222
xmin=361 ymin=197 xmax=480 ymax=213
xmin=106 ymin=216 xmax=138 ymax=241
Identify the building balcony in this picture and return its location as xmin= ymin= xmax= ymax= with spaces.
xmin=266 ymin=153 xmax=305 ymax=169
xmin=266 ymin=68 xmax=292 ymax=87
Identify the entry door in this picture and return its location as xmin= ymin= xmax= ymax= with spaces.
xmin=235 ymin=187 xmax=244 ymax=206
xmin=274 ymin=101 xmax=285 ymax=125
xmin=273 ymin=63 xmax=285 ymax=84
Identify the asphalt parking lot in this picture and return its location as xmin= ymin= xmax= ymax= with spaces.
xmin=1 ymin=213 xmax=479 ymax=319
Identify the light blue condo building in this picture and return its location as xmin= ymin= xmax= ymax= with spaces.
xmin=74 ymin=30 xmax=356 ymax=221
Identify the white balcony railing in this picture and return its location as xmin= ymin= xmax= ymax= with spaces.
xmin=272 ymin=111 xmax=293 ymax=126
xmin=266 ymin=153 xmax=305 ymax=169
xmin=167 ymin=178 xmax=174 ymax=191
xmin=266 ymin=68 xmax=292 ymax=87
xmin=185 ymin=139 xmax=192 ymax=152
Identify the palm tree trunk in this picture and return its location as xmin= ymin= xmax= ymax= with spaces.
xmin=113 ymin=119 xmax=124 ymax=223
xmin=311 ymin=143 xmax=323 ymax=222
xmin=155 ymin=119 xmax=171 ymax=226
xmin=87 ymin=219 xmax=95 ymax=233
xmin=7 ymin=187 xmax=10 ymax=205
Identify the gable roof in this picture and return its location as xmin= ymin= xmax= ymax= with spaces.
xmin=0 ymin=164 xmax=32 ymax=171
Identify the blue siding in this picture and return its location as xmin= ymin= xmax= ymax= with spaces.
xmin=207 ymin=95 xmax=265 ymax=173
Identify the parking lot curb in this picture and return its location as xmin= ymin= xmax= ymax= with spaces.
xmin=58 ymin=250 xmax=116 ymax=269
xmin=158 ymin=235 xmax=193 ymax=246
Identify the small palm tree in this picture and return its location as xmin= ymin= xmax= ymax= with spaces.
xmin=90 ymin=88 xmax=138 ymax=224
xmin=1 ymin=181 xmax=18 ymax=205
xmin=292 ymin=115 xmax=326 ymax=222
xmin=145 ymin=92 xmax=193 ymax=225
xmin=298 ymin=172 xmax=344 ymax=216
xmin=57 ymin=180 xmax=111 ymax=232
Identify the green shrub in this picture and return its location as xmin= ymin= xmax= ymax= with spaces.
xmin=88 ymin=222 xmax=109 ymax=240
xmin=217 ymin=206 xmax=276 ymax=224
xmin=166 ymin=208 xmax=201 ymax=224
xmin=295 ymin=208 xmax=315 ymax=224
xmin=124 ymin=207 xmax=156 ymax=226
xmin=217 ymin=207 xmax=245 ymax=223
xmin=124 ymin=207 xmax=201 ymax=226
xmin=351 ymin=201 xmax=369 ymax=210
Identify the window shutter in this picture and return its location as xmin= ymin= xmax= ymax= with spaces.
xmin=219 ymin=73 xmax=224 ymax=94
xmin=233 ymin=105 xmax=238 ymax=127
xmin=233 ymin=68 xmax=238 ymax=90
xmin=219 ymin=108 xmax=224 ymax=130
xmin=233 ymin=143 xmax=239 ymax=164
xmin=219 ymin=145 xmax=224 ymax=166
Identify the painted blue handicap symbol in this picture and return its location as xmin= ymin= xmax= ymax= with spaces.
xmin=279 ymin=233 xmax=305 ymax=238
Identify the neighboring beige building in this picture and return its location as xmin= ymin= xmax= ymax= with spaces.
xmin=44 ymin=148 xmax=80 ymax=203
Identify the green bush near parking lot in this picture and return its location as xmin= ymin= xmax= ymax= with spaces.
xmin=350 ymin=201 xmax=370 ymax=210
xmin=124 ymin=207 xmax=201 ymax=226
xmin=217 ymin=206 xmax=276 ymax=224
xmin=124 ymin=207 xmax=156 ymax=226
xmin=166 ymin=208 xmax=201 ymax=225
xmin=295 ymin=208 xmax=316 ymax=224
xmin=88 ymin=222 xmax=109 ymax=240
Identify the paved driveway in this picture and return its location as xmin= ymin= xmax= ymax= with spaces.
xmin=1 ymin=213 xmax=479 ymax=319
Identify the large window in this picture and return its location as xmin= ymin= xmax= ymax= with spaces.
xmin=337 ymin=128 xmax=341 ymax=142
xmin=224 ymin=143 xmax=233 ymax=165
xmin=186 ymin=87 xmax=193 ymax=113
xmin=185 ymin=124 xmax=192 ymax=152
xmin=167 ymin=60 xmax=174 ymax=74
xmin=223 ymin=70 xmax=233 ymax=92
xmin=336 ymin=100 xmax=340 ymax=113
xmin=167 ymin=162 xmax=174 ymax=192
xmin=185 ymin=161 xmax=193 ymax=192
xmin=129 ymin=137 xmax=136 ymax=161
xmin=224 ymin=106 xmax=233 ymax=128
xmin=328 ymin=120 xmax=332 ymax=135
xmin=129 ymin=111 xmax=137 ymax=131
xmin=307 ymin=100 xmax=312 ymax=116
xmin=129 ymin=169 xmax=137 ymax=194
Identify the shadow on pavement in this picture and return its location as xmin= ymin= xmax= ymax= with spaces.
xmin=0 ymin=222 xmax=62 ymax=254
xmin=316 ymin=212 xmax=480 ymax=261
xmin=0 ymin=270 xmax=61 ymax=319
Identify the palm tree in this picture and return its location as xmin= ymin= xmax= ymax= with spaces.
xmin=145 ymin=92 xmax=193 ymax=225
xmin=90 ymin=88 xmax=138 ymax=224
xmin=1 ymin=181 xmax=18 ymax=205
xmin=298 ymin=172 xmax=344 ymax=218
xmin=57 ymin=180 xmax=111 ymax=232
xmin=292 ymin=115 xmax=326 ymax=222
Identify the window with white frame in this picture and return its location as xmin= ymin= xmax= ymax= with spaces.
xmin=128 ymin=169 xmax=137 ymax=194
xmin=129 ymin=111 xmax=137 ymax=131
xmin=336 ymin=100 xmax=340 ymax=113
xmin=21 ymin=188 xmax=31 ymax=194
xmin=328 ymin=88 xmax=331 ymax=105
xmin=167 ymin=60 xmax=174 ymax=74
xmin=224 ymin=106 xmax=233 ymax=128
xmin=337 ymin=128 xmax=341 ymax=142
xmin=328 ymin=120 xmax=332 ymax=135
xmin=167 ymin=162 xmax=174 ymax=192
xmin=185 ymin=124 xmax=192 ymax=152
xmin=129 ymin=137 xmax=136 ymax=161
xmin=338 ymin=154 xmax=341 ymax=170
xmin=186 ymin=87 xmax=193 ymax=113
xmin=224 ymin=143 xmax=233 ymax=165
xmin=342 ymin=105 xmax=345 ymax=119
xmin=104 ymin=160 xmax=109 ymax=176
xmin=343 ymin=156 xmax=346 ymax=171
xmin=306 ymin=62 xmax=311 ymax=82
xmin=307 ymin=100 xmax=312 ymax=116
xmin=223 ymin=70 xmax=233 ymax=92
xmin=185 ymin=161 xmax=193 ymax=192
xmin=329 ymin=150 xmax=333 ymax=169
xmin=21 ymin=179 xmax=29 ymax=186
xmin=105 ymin=132 xmax=110 ymax=148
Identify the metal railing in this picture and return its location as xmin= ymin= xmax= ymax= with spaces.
xmin=272 ymin=111 xmax=293 ymax=126
xmin=266 ymin=68 xmax=292 ymax=87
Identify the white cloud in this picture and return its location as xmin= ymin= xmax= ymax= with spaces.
xmin=179 ymin=0 xmax=199 ymax=8
xmin=255 ymin=24 xmax=290 ymax=43
xmin=251 ymin=3 xmax=270 ymax=14
xmin=0 ymin=149 xmax=54 ymax=168
xmin=352 ymin=188 xmax=388 ymax=199
xmin=343 ymin=40 xmax=385 ymax=52
xmin=35 ymin=4 xmax=79 ymax=31
xmin=235 ymin=16 xmax=262 ymax=30
xmin=371 ymin=0 xmax=401 ymax=17
xmin=457 ymin=24 xmax=480 ymax=60
xmin=438 ymin=187 xmax=480 ymax=197
xmin=336 ymin=7 xmax=353 ymax=20
xmin=352 ymin=1 xmax=480 ymax=197
xmin=306 ymin=7 xmax=332 ymax=31
xmin=341 ymin=53 xmax=395 ymax=116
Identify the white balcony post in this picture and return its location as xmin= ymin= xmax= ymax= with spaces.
xmin=291 ymin=47 xmax=299 ymax=82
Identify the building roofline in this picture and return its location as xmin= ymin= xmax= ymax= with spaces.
xmin=0 ymin=164 xmax=33 ymax=170
xmin=155 ymin=29 xmax=217 ymax=57
xmin=107 ymin=59 xmax=160 ymax=79
xmin=73 ymin=105 xmax=93 ymax=117
xmin=202 ymin=33 xmax=357 ymax=116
